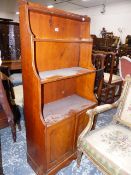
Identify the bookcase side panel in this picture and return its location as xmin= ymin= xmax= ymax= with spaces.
xmin=19 ymin=2 xmax=47 ymax=173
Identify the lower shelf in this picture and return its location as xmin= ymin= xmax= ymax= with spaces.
xmin=43 ymin=94 xmax=96 ymax=125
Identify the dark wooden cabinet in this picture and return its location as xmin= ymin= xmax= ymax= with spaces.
xmin=19 ymin=1 xmax=97 ymax=175
xmin=0 ymin=21 xmax=20 ymax=60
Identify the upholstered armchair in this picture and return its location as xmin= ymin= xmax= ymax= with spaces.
xmin=119 ymin=56 xmax=131 ymax=81
xmin=77 ymin=75 xmax=131 ymax=175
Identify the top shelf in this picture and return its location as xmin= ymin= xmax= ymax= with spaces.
xmin=34 ymin=38 xmax=92 ymax=43
xmin=39 ymin=67 xmax=95 ymax=84
xmin=28 ymin=2 xmax=90 ymax=22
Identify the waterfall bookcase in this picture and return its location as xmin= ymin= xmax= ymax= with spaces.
xmin=19 ymin=1 xmax=97 ymax=175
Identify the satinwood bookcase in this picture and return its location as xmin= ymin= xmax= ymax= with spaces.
xmin=19 ymin=1 xmax=97 ymax=174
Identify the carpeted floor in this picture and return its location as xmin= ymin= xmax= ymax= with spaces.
xmin=0 ymin=137 xmax=4 ymax=175
xmin=0 ymin=107 xmax=116 ymax=175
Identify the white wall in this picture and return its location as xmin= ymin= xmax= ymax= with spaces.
xmin=0 ymin=11 xmax=19 ymax=22
xmin=0 ymin=0 xmax=19 ymax=22
xmin=72 ymin=0 xmax=131 ymax=43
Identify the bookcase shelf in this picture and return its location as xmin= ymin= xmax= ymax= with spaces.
xmin=34 ymin=38 xmax=93 ymax=43
xmin=44 ymin=94 xmax=96 ymax=126
xmin=39 ymin=67 xmax=94 ymax=84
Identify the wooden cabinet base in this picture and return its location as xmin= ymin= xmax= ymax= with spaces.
xmin=24 ymin=109 xmax=96 ymax=175
xmin=27 ymin=152 xmax=77 ymax=175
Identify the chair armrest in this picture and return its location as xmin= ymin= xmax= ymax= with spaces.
xmin=77 ymin=99 xmax=120 ymax=146
xmin=87 ymin=99 xmax=119 ymax=117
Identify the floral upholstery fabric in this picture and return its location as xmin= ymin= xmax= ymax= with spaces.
xmin=104 ymin=73 xmax=122 ymax=83
xmin=81 ymin=124 xmax=131 ymax=175
xmin=120 ymin=86 xmax=131 ymax=125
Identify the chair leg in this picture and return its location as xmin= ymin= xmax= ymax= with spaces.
xmin=9 ymin=121 xmax=16 ymax=142
xmin=117 ymin=82 xmax=123 ymax=97
xmin=12 ymin=104 xmax=21 ymax=131
xmin=17 ymin=122 xmax=22 ymax=131
xmin=77 ymin=149 xmax=83 ymax=167
xmin=91 ymin=115 xmax=98 ymax=130
xmin=110 ymin=86 xmax=115 ymax=103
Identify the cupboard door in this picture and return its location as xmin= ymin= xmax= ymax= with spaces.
xmin=47 ymin=115 xmax=76 ymax=168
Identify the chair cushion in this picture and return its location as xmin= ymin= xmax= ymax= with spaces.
xmin=104 ymin=73 xmax=122 ymax=83
xmin=10 ymin=73 xmax=22 ymax=86
xmin=13 ymin=85 xmax=23 ymax=107
xmin=80 ymin=124 xmax=131 ymax=175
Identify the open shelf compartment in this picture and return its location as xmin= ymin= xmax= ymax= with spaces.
xmin=43 ymin=94 xmax=96 ymax=126
xmin=39 ymin=67 xmax=94 ymax=83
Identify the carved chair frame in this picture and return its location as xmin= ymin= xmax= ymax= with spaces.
xmin=119 ymin=56 xmax=131 ymax=81
xmin=77 ymin=75 xmax=131 ymax=175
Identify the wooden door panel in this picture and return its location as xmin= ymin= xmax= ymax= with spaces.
xmin=47 ymin=116 xmax=76 ymax=168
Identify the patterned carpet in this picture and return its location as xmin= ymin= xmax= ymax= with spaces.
xmin=0 ymin=137 xmax=4 ymax=175
xmin=0 ymin=107 xmax=116 ymax=175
